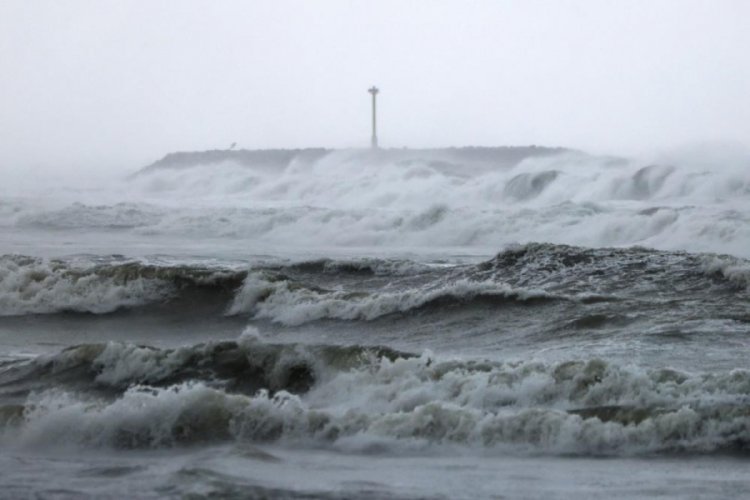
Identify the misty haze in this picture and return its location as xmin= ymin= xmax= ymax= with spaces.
xmin=1 ymin=1 xmax=750 ymax=499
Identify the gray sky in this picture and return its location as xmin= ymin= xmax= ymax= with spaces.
xmin=1 ymin=0 xmax=749 ymax=171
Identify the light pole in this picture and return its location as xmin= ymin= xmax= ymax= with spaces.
xmin=368 ymin=86 xmax=379 ymax=149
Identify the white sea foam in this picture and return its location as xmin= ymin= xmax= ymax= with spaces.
xmin=700 ymin=255 xmax=750 ymax=289
xmin=227 ymin=272 xmax=550 ymax=325
xmin=91 ymin=342 xmax=197 ymax=386
xmin=6 ymin=148 xmax=750 ymax=258
xmin=7 ymin=348 xmax=750 ymax=455
xmin=0 ymin=256 xmax=174 ymax=315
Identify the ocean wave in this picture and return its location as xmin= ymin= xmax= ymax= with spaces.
xmin=0 ymin=255 xmax=245 ymax=316
xmin=5 ymin=336 xmax=750 ymax=455
xmin=16 ymin=202 xmax=166 ymax=230
xmin=0 ymin=332 xmax=410 ymax=399
xmin=10 ymin=148 xmax=750 ymax=257
xmin=3 ymin=244 xmax=747 ymax=319
xmin=700 ymin=255 xmax=750 ymax=289
xmin=280 ymin=257 xmax=434 ymax=277
xmin=130 ymin=148 xmax=750 ymax=207
xmin=227 ymin=272 xmax=554 ymax=326
xmin=484 ymin=242 xmax=750 ymax=295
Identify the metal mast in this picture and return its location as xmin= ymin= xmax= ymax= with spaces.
xmin=368 ymin=86 xmax=379 ymax=149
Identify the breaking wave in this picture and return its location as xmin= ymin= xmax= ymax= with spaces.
xmin=1 ymin=243 xmax=746 ymax=319
xmin=0 ymin=255 xmax=245 ymax=315
xmin=8 ymin=147 xmax=750 ymax=257
xmin=4 ymin=334 xmax=750 ymax=455
xmin=227 ymin=272 xmax=554 ymax=326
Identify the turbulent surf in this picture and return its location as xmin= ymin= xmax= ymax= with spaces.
xmin=2 ymin=147 xmax=750 ymax=498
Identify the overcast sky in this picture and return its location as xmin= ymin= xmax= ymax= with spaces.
xmin=1 ymin=0 xmax=749 ymax=171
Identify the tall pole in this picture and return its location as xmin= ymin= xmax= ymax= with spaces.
xmin=368 ymin=86 xmax=379 ymax=149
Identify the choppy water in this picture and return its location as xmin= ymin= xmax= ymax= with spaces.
xmin=2 ymin=148 xmax=750 ymax=498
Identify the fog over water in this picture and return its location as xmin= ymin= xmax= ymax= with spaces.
xmin=1 ymin=0 xmax=750 ymax=173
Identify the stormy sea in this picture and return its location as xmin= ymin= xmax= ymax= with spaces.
xmin=2 ymin=147 xmax=750 ymax=499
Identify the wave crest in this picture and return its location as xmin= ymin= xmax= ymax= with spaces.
xmin=5 ymin=340 xmax=750 ymax=455
xmin=228 ymin=271 xmax=552 ymax=325
xmin=0 ymin=255 xmax=245 ymax=315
